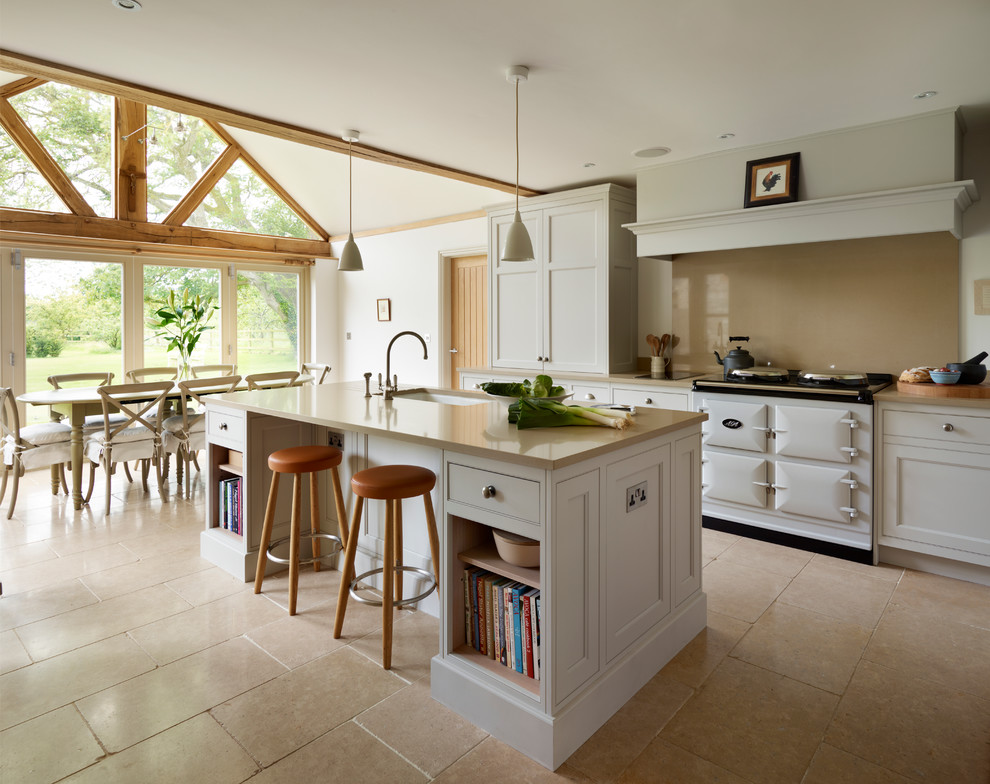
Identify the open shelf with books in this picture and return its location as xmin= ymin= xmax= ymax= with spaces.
xmin=208 ymin=445 xmax=244 ymax=537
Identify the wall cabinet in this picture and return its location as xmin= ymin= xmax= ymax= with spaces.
xmin=878 ymin=401 xmax=990 ymax=569
xmin=488 ymin=184 xmax=638 ymax=375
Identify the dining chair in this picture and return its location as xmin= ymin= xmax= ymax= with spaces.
xmin=125 ymin=367 xmax=179 ymax=383
xmin=82 ymin=381 xmax=174 ymax=516
xmin=1 ymin=387 xmax=75 ymax=519
xmin=301 ymin=363 xmax=331 ymax=384
xmin=245 ymin=371 xmax=300 ymax=390
xmin=48 ymin=372 xmax=115 ymax=389
xmin=190 ymin=364 xmax=237 ymax=378
xmin=163 ymin=375 xmax=242 ymax=496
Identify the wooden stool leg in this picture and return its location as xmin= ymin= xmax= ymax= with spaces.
xmin=309 ymin=472 xmax=321 ymax=573
xmin=424 ymin=492 xmax=441 ymax=594
xmin=382 ymin=498 xmax=395 ymax=669
xmin=330 ymin=465 xmax=347 ymax=551
xmin=289 ymin=473 xmax=302 ymax=615
xmin=254 ymin=472 xmax=281 ymax=594
xmin=334 ymin=496 xmax=364 ymax=638
xmin=393 ymin=499 xmax=403 ymax=604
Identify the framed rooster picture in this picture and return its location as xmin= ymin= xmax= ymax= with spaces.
xmin=743 ymin=152 xmax=800 ymax=208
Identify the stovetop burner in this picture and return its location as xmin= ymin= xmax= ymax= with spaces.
xmin=694 ymin=370 xmax=893 ymax=403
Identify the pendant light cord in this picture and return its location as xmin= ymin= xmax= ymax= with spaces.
xmin=514 ymin=78 xmax=520 ymax=212
xmin=348 ymin=138 xmax=353 ymax=235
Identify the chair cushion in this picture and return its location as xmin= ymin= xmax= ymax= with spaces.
xmin=3 ymin=436 xmax=71 ymax=470
xmin=19 ymin=421 xmax=72 ymax=445
xmin=162 ymin=413 xmax=205 ymax=434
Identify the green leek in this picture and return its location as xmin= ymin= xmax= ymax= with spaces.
xmin=508 ymin=398 xmax=632 ymax=430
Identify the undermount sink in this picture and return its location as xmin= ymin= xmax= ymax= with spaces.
xmin=390 ymin=388 xmax=487 ymax=406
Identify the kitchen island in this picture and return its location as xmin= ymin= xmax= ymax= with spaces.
xmin=201 ymin=382 xmax=707 ymax=769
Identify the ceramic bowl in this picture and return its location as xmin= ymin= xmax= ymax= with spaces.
xmin=929 ymin=369 xmax=961 ymax=385
xmin=493 ymin=529 xmax=540 ymax=567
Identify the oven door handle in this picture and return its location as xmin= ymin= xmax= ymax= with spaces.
xmin=840 ymin=418 xmax=859 ymax=429
xmin=840 ymin=478 xmax=859 ymax=489
xmin=840 ymin=446 xmax=859 ymax=457
xmin=840 ymin=507 xmax=858 ymax=518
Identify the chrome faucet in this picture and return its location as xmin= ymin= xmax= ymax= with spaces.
xmin=383 ymin=331 xmax=428 ymax=399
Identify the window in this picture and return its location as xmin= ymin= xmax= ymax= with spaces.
xmin=235 ymin=269 xmax=300 ymax=375
xmin=0 ymin=126 xmax=68 ymax=212
xmin=142 ymin=264 xmax=222 ymax=368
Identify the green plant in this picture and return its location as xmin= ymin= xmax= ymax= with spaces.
xmin=147 ymin=288 xmax=218 ymax=369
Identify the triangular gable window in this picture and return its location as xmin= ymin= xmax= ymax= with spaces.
xmin=0 ymin=125 xmax=69 ymax=213
xmin=185 ymin=158 xmax=317 ymax=239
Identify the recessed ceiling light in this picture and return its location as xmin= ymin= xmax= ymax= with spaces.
xmin=913 ymin=90 xmax=937 ymax=100
xmin=583 ymin=162 xmax=596 ymax=168
xmin=717 ymin=133 xmax=735 ymax=139
xmin=633 ymin=147 xmax=671 ymax=159
xmin=111 ymin=0 xmax=142 ymax=10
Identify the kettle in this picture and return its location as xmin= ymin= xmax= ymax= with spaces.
xmin=714 ymin=336 xmax=756 ymax=377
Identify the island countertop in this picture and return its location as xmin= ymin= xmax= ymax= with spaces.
xmin=207 ymin=382 xmax=707 ymax=470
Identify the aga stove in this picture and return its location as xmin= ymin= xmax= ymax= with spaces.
xmin=692 ymin=369 xmax=893 ymax=563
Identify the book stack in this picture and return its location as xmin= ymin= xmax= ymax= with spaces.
xmin=463 ymin=567 xmax=540 ymax=680
xmin=219 ymin=476 xmax=242 ymax=534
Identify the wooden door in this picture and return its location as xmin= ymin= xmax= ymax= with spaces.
xmin=450 ymin=255 xmax=488 ymax=389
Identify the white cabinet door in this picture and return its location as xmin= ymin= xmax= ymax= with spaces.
xmin=774 ymin=462 xmax=856 ymax=524
xmin=775 ymin=405 xmax=854 ymax=463
xmin=611 ymin=386 xmax=689 ymax=412
xmin=491 ymin=210 xmax=543 ymax=369
xmin=702 ymin=451 xmax=768 ymax=508
xmin=701 ymin=398 xmax=770 ymax=452
xmin=673 ymin=433 xmax=703 ymax=607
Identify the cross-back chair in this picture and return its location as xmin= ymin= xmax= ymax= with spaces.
xmin=190 ymin=364 xmax=237 ymax=378
xmin=83 ymin=381 xmax=174 ymax=516
xmin=47 ymin=372 xmax=115 ymax=389
xmin=245 ymin=371 xmax=300 ymax=390
xmin=301 ymin=363 xmax=331 ymax=384
xmin=1 ymin=387 xmax=75 ymax=519
xmin=163 ymin=375 xmax=242 ymax=496
xmin=125 ymin=367 xmax=178 ymax=383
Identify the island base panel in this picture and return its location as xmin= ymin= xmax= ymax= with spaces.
xmin=432 ymin=591 xmax=706 ymax=770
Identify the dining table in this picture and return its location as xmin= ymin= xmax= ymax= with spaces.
xmin=17 ymin=374 xmax=312 ymax=510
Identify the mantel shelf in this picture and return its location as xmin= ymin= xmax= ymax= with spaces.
xmin=624 ymin=180 xmax=979 ymax=258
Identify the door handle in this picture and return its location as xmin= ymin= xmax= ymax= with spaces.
xmin=449 ymin=348 xmax=458 ymax=353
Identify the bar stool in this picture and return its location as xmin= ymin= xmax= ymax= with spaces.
xmin=254 ymin=445 xmax=348 ymax=616
xmin=333 ymin=464 xmax=441 ymax=669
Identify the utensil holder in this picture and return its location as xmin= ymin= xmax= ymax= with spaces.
xmin=651 ymin=356 xmax=666 ymax=378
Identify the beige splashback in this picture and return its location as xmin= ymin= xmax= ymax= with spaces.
xmin=671 ymin=233 xmax=959 ymax=376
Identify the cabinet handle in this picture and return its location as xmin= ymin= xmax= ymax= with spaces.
xmin=219 ymin=422 xmax=228 ymax=430
xmin=585 ymin=393 xmax=596 ymax=400
xmin=472 ymin=384 xmax=481 ymax=389
xmin=942 ymin=423 xmax=954 ymax=432
xmin=481 ymin=485 xmax=496 ymax=499
xmin=645 ymin=397 xmax=653 ymax=404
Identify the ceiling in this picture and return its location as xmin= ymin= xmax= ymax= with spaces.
xmin=2 ymin=0 xmax=989 ymax=238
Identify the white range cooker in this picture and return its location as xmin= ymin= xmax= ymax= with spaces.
xmin=692 ymin=368 xmax=893 ymax=563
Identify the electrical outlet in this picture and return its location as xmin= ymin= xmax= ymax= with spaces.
xmin=346 ymin=332 xmax=352 ymax=340
xmin=327 ymin=430 xmax=344 ymax=449
xmin=626 ymin=481 xmax=647 ymax=512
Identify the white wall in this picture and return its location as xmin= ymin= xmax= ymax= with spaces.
xmin=961 ymin=125 xmax=990 ymax=360
xmin=329 ymin=218 xmax=487 ymax=385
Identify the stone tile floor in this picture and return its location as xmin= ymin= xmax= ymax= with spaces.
xmin=1 ymin=469 xmax=988 ymax=783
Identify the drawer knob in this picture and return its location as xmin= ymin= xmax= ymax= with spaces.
xmin=472 ymin=384 xmax=481 ymax=389
xmin=645 ymin=397 xmax=653 ymax=404
xmin=219 ymin=422 xmax=228 ymax=430
xmin=942 ymin=423 xmax=954 ymax=432
xmin=585 ymin=393 xmax=596 ymax=400
xmin=481 ymin=485 xmax=496 ymax=499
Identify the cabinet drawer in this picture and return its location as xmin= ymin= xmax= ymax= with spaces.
xmin=448 ymin=463 xmax=541 ymax=524
xmin=611 ymin=386 xmax=688 ymax=411
xmin=884 ymin=410 xmax=990 ymax=447
xmin=207 ymin=408 xmax=246 ymax=445
xmin=570 ymin=384 xmax=610 ymax=404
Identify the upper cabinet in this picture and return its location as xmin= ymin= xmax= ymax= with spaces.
xmin=488 ymin=184 xmax=637 ymax=375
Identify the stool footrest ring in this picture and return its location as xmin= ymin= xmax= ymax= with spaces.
xmin=266 ymin=533 xmax=342 ymax=566
xmin=349 ymin=566 xmax=438 ymax=607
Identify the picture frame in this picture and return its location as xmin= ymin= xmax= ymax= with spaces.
xmin=743 ymin=152 xmax=800 ymax=208
xmin=377 ymin=298 xmax=391 ymax=322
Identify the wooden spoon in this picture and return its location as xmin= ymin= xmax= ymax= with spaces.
xmin=658 ymin=333 xmax=670 ymax=359
xmin=646 ymin=334 xmax=658 ymax=356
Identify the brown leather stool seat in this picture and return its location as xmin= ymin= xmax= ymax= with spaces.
xmin=254 ymin=445 xmax=347 ymax=615
xmin=333 ymin=464 xmax=440 ymax=669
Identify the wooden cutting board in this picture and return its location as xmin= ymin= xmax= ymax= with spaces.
xmin=896 ymin=380 xmax=990 ymax=398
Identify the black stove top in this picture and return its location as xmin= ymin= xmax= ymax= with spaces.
xmin=693 ymin=371 xmax=893 ymax=403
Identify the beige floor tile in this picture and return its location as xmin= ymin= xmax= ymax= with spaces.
xmin=777 ymin=560 xmax=895 ymax=628
xmin=62 ymin=713 xmax=258 ymax=784
xmin=660 ymin=657 xmax=838 ymax=784
xmin=0 ymin=705 xmax=103 ymax=784
xmin=702 ymin=528 xmax=739 ymax=562
xmin=16 ymin=583 xmax=192 ymax=661
xmin=0 ymin=634 xmax=156 ymax=731
xmin=701 ymin=558 xmax=792 ymax=623
xmin=117 ymin=527 xmax=203 ymax=559
xmin=128 ymin=590 xmax=287 ymax=665
xmin=730 ymin=602 xmax=871 ymax=694
xmin=43 ymin=515 xmax=172 ymax=557
xmin=0 ymin=579 xmax=98 ymax=632
xmin=164 ymin=566 xmax=245 ymax=606
xmin=76 ymin=636 xmax=286 ymax=752
xmin=826 ymin=659 xmax=990 ymax=783
xmin=0 ymin=540 xmax=58 ymax=571
xmin=357 ymin=677 xmax=488 ymax=777
xmin=811 ymin=552 xmax=904 ymax=583
xmin=249 ymin=720 xmax=427 ymax=783
xmin=433 ymin=736 xmax=582 ymax=783
xmin=1 ymin=542 xmax=138 ymax=595
xmin=0 ymin=629 xmax=32 ymax=674
xmin=211 ymin=646 xmax=404 ymax=767
xmin=864 ymin=601 xmax=990 ymax=700
xmin=254 ymin=562 xmax=342 ymax=614
xmin=349 ymin=607 xmax=439 ymax=682
xmin=616 ymin=738 xmax=750 ymax=783
xmin=565 ymin=672 xmax=694 ymax=783
xmin=716 ymin=536 xmax=813 ymax=577
xmin=661 ymin=611 xmax=751 ymax=689
xmin=79 ymin=544 xmax=210 ymax=600
xmin=803 ymin=743 xmax=914 ymax=784
xmin=889 ymin=569 xmax=990 ymax=629
xmin=246 ymin=602 xmax=359 ymax=669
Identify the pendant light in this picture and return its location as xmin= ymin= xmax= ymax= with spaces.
xmin=338 ymin=130 xmax=364 ymax=271
xmin=501 ymin=66 xmax=535 ymax=262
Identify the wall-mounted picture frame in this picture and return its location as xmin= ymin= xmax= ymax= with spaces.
xmin=744 ymin=152 xmax=800 ymax=208
xmin=377 ymin=298 xmax=391 ymax=321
